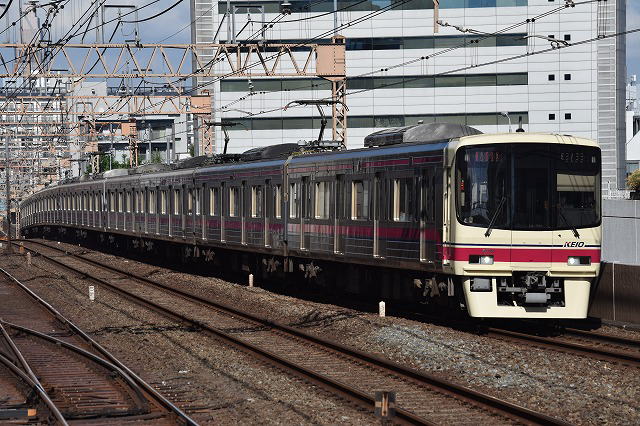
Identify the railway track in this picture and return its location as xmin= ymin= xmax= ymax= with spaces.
xmin=483 ymin=326 xmax=640 ymax=368
xmin=0 ymin=262 xmax=196 ymax=425
xmin=328 ymin=286 xmax=640 ymax=370
xmin=18 ymin=238 xmax=565 ymax=426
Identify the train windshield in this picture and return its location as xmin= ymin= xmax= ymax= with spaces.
xmin=456 ymin=143 xmax=601 ymax=231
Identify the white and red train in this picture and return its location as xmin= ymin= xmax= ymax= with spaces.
xmin=20 ymin=123 xmax=602 ymax=318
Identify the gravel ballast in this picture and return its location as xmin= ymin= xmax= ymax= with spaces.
xmin=5 ymin=241 xmax=640 ymax=425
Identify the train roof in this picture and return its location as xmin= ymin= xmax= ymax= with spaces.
xmin=457 ymin=132 xmax=600 ymax=148
xmin=364 ymin=122 xmax=482 ymax=147
xmin=26 ymin=129 xmax=599 ymax=197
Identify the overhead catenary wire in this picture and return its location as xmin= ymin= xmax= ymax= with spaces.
xmin=217 ymin=0 xmax=599 ymax=112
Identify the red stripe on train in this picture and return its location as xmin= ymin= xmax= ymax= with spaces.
xmin=443 ymin=247 xmax=601 ymax=263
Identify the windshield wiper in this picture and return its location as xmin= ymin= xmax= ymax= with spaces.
xmin=484 ymin=196 xmax=507 ymax=237
xmin=558 ymin=208 xmax=580 ymax=238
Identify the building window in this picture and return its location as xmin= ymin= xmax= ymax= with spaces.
xmin=289 ymin=183 xmax=299 ymax=219
xmin=315 ymin=181 xmax=331 ymax=219
xmin=548 ymin=74 xmax=555 ymax=81
xmin=564 ymin=34 xmax=571 ymax=41
xmin=564 ymin=73 xmax=571 ymax=81
xmin=549 ymin=113 xmax=556 ymax=120
xmin=274 ymin=184 xmax=282 ymax=219
xmin=251 ymin=185 xmax=263 ymax=218
xmin=209 ymin=187 xmax=219 ymax=216
xmin=351 ymin=180 xmax=370 ymax=220
xmin=393 ymin=178 xmax=414 ymax=222
xmin=565 ymin=113 xmax=572 ymax=120
xmin=229 ymin=187 xmax=239 ymax=217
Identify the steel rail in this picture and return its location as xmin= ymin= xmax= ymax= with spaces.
xmin=1 ymin=320 xmax=152 ymax=418
xmin=485 ymin=327 xmax=640 ymax=368
xmin=332 ymin=292 xmax=640 ymax=370
xmin=0 ymin=265 xmax=198 ymax=426
xmin=0 ymin=352 xmax=67 ymax=424
xmin=21 ymin=239 xmax=567 ymax=426
xmin=562 ymin=327 xmax=640 ymax=348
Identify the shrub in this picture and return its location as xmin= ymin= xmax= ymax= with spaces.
xmin=627 ymin=170 xmax=640 ymax=191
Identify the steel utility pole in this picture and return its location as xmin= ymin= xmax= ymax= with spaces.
xmin=5 ymin=126 xmax=12 ymax=254
xmin=147 ymin=123 xmax=152 ymax=163
xmin=109 ymin=122 xmax=114 ymax=170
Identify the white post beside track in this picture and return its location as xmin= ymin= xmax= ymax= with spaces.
xmin=89 ymin=285 xmax=95 ymax=301
xmin=248 ymin=274 xmax=254 ymax=287
xmin=379 ymin=301 xmax=386 ymax=318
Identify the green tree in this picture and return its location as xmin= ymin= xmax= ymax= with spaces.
xmin=627 ymin=169 xmax=640 ymax=191
xmin=151 ymin=150 xmax=163 ymax=164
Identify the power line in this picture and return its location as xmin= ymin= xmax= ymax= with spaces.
xmin=217 ymin=0 xmax=598 ymax=111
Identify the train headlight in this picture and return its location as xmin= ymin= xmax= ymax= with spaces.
xmin=567 ymin=256 xmax=591 ymax=266
xmin=469 ymin=255 xmax=494 ymax=265
xmin=480 ymin=255 xmax=494 ymax=265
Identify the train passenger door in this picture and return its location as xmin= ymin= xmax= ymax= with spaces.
xmin=420 ymin=169 xmax=431 ymax=262
xmin=334 ymin=175 xmax=345 ymax=254
xmin=300 ymin=177 xmax=310 ymax=250
xmin=241 ymin=181 xmax=247 ymax=245
xmin=373 ymin=173 xmax=382 ymax=257
xmin=181 ymin=185 xmax=187 ymax=237
xmin=220 ymin=182 xmax=226 ymax=242
xmin=264 ymin=180 xmax=271 ymax=247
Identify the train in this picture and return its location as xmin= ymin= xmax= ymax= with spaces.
xmin=19 ymin=123 xmax=602 ymax=318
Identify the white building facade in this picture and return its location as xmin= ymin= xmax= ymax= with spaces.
xmin=192 ymin=0 xmax=627 ymax=188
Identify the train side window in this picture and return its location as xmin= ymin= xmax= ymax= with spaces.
xmin=209 ymin=187 xmax=219 ymax=216
xmin=109 ymin=192 xmax=115 ymax=212
xmin=161 ymin=190 xmax=167 ymax=214
xmin=195 ymin=188 xmax=201 ymax=215
xmin=186 ymin=189 xmax=193 ymax=215
xmin=126 ymin=192 xmax=132 ymax=213
xmin=335 ymin=175 xmax=345 ymax=219
xmin=251 ymin=185 xmax=263 ymax=218
xmin=352 ymin=180 xmax=370 ymax=220
xmin=274 ymin=184 xmax=282 ymax=219
xmin=140 ymin=191 xmax=145 ymax=213
xmin=315 ymin=181 xmax=331 ymax=219
xmin=289 ymin=182 xmax=299 ymax=219
xmin=119 ymin=192 xmax=124 ymax=213
xmin=229 ymin=187 xmax=239 ymax=217
xmin=149 ymin=190 xmax=156 ymax=214
xmin=173 ymin=189 xmax=180 ymax=214
xmin=393 ymin=178 xmax=415 ymax=222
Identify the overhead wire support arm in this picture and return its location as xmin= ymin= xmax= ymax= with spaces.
xmin=284 ymin=99 xmax=348 ymax=148
xmin=204 ymin=121 xmax=240 ymax=155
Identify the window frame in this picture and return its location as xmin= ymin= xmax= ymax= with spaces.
xmin=351 ymin=180 xmax=370 ymax=220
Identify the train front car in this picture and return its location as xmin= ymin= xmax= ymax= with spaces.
xmin=446 ymin=134 xmax=601 ymax=318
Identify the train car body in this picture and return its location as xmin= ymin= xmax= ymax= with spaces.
xmin=19 ymin=123 xmax=602 ymax=319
